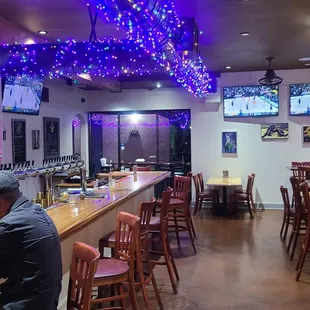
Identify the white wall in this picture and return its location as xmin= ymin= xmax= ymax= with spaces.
xmin=0 ymin=78 xmax=88 ymax=198
xmin=87 ymin=68 xmax=310 ymax=207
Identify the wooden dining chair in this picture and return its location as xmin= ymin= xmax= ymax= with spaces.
xmin=98 ymin=200 xmax=163 ymax=309
xmin=229 ymin=174 xmax=255 ymax=219
xmin=193 ymin=174 xmax=218 ymax=215
xmin=287 ymin=177 xmax=307 ymax=261
xmin=91 ymin=212 xmax=140 ymax=309
xmin=67 ymin=242 xmax=100 ymax=310
xmin=149 ymin=187 xmax=180 ymax=294
xmin=279 ymin=186 xmax=296 ymax=241
xmin=296 ymin=181 xmax=310 ymax=281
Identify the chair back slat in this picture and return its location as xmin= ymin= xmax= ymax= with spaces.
xmin=299 ymin=182 xmax=310 ymax=232
xmin=67 ymin=242 xmax=100 ymax=310
xmin=297 ymin=166 xmax=310 ymax=181
xmin=115 ymin=211 xmax=140 ymax=262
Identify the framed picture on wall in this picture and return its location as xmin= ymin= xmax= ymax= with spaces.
xmin=32 ymin=130 xmax=40 ymax=150
xmin=11 ymin=119 xmax=26 ymax=163
xmin=43 ymin=117 xmax=60 ymax=159
xmin=261 ymin=123 xmax=289 ymax=140
xmin=302 ymin=125 xmax=310 ymax=143
xmin=222 ymin=131 xmax=237 ymax=154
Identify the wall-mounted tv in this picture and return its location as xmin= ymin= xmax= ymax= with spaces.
xmin=2 ymin=75 xmax=44 ymax=115
xmin=290 ymin=83 xmax=310 ymax=116
xmin=223 ymin=85 xmax=279 ymax=117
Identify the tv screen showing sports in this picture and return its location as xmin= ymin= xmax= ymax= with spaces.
xmin=2 ymin=75 xmax=44 ymax=115
xmin=290 ymin=84 xmax=310 ymax=115
xmin=223 ymin=85 xmax=279 ymax=117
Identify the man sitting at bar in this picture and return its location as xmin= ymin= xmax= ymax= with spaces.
xmin=0 ymin=172 xmax=62 ymax=309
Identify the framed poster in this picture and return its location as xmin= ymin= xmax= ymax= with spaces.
xmin=302 ymin=126 xmax=310 ymax=143
xmin=32 ymin=130 xmax=40 ymax=150
xmin=11 ymin=119 xmax=26 ymax=163
xmin=261 ymin=123 xmax=289 ymax=140
xmin=43 ymin=117 xmax=60 ymax=159
xmin=222 ymin=131 xmax=237 ymax=154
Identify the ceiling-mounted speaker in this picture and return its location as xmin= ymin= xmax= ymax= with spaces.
xmin=258 ymin=57 xmax=283 ymax=86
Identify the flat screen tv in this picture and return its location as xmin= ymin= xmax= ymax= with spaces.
xmin=2 ymin=75 xmax=44 ymax=115
xmin=223 ymin=85 xmax=279 ymax=117
xmin=289 ymin=83 xmax=310 ymax=116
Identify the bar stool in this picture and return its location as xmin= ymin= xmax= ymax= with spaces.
xmin=149 ymin=187 xmax=180 ymax=294
xmin=67 ymin=242 xmax=100 ymax=310
xmin=91 ymin=212 xmax=140 ymax=309
xmin=287 ymin=177 xmax=307 ymax=261
xmin=279 ymin=186 xmax=296 ymax=241
xmin=193 ymin=174 xmax=219 ymax=215
xmin=296 ymin=181 xmax=310 ymax=281
xmin=157 ymin=175 xmax=196 ymax=253
xmin=229 ymin=174 xmax=255 ymax=219
xmin=98 ymin=200 xmax=163 ymax=309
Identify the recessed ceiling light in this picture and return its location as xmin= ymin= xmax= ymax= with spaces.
xmin=38 ymin=30 xmax=48 ymax=35
xmin=298 ymin=57 xmax=310 ymax=62
xmin=240 ymin=32 xmax=250 ymax=36
xmin=225 ymin=66 xmax=231 ymax=69
xmin=305 ymin=63 xmax=310 ymax=66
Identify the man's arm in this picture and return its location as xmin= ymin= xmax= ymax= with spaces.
xmin=0 ymin=223 xmax=15 ymax=279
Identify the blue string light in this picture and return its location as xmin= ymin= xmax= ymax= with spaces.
xmin=0 ymin=0 xmax=212 ymax=97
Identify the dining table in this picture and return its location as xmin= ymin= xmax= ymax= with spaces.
xmin=206 ymin=177 xmax=242 ymax=212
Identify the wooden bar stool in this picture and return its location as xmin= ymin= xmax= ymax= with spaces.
xmin=67 ymin=242 xmax=100 ymax=310
xmin=279 ymin=186 xmax=296 ymax=241
xmin=91 ymin=212 xmax=140 ymax=309
xmin=193 ymin=173 xmax=219 ymax=215
xmin=98 ymin=200 xmax=163 ymax=309
xmin=149 ymin=188 xmax=180 ymax=294
xmin=296 ymin=181 xmax=310 ymax=281
xmin=229 ymin=174 xmax=255 ymax=219
xmin=287 ymin=177 xmax=307 ymax=261
xmin=157 ymin=175 xmax=196 ymax=253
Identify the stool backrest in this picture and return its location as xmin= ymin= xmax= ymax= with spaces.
xmin=280 ymin=186 xmax=290 ymax=215
xmin=115 ymin=211 xmax=140 ymax=263
xmin=297 ymin=166 xmax=310 ymax=181
xmin=193 ymin=174 xmax=201 ymax=196
xmin=245 ymin=175 xmax=253 ymax=195
xmin=290 ymin=176 xmax=304 ymax=213
xmin=299 ymin=182 xmax=310 ymax=243
xmin=139 ymin=199 xmax=156 ymax=242
xmin=67 ymin=242 xmax=100 ymax=310
xmin=160 ymin=187 xmax=173 ymax=235
xmin=173 ymin=175 xmax=191 ymax=201
xmin=198 ymin=172 xmax=205 ymax=191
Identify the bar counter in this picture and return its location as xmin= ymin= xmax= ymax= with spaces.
xmin=51 ymin=171 xmax=169 ymax=274
xmin=48 ymin=171 xmax=169 ymax=241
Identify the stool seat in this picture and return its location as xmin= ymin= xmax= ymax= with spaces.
xmin=198 ymin=190 xmax=215 ymax=199
xmin=156 ymin=198 xmax=184 ymax=206
xmin=149 ymin=216 xmax=160 ymax=229
xmin=94 ymin=258 xmax=129 ymax=279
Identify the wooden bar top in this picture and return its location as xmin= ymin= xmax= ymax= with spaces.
xmin=47 ymin=171 xmax=170 ymax=241
xmin=96 ymin=171 xmax=133 ymax=178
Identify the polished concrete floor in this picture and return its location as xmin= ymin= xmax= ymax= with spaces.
xmin=138 ymin=210 xmax=310 ymax=310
